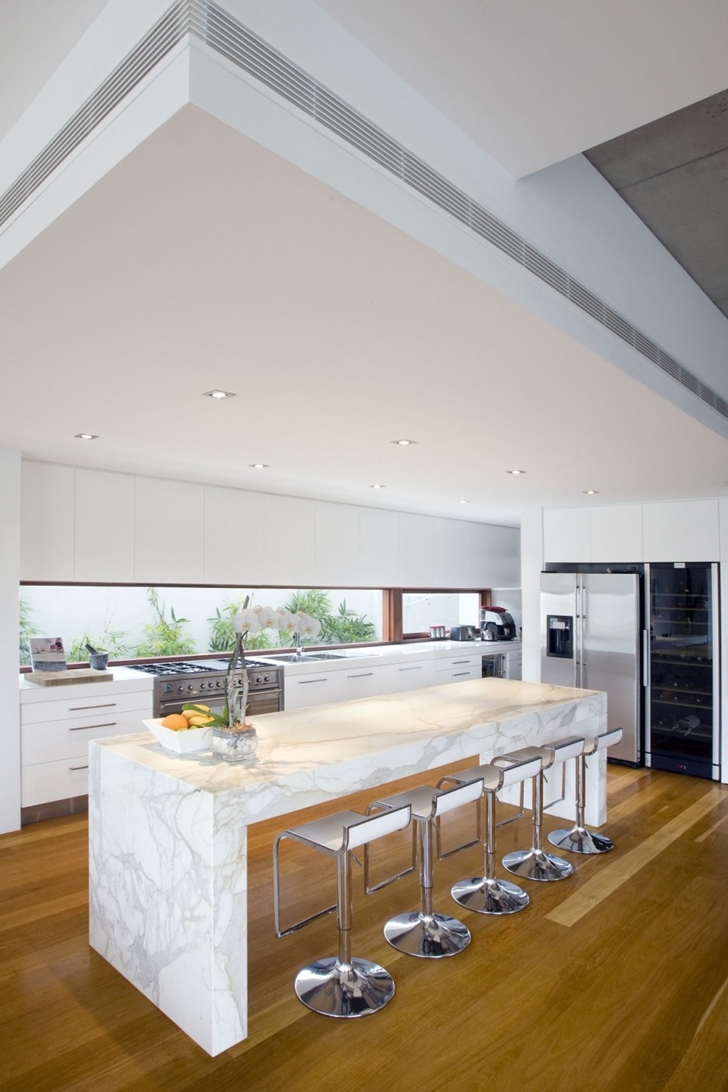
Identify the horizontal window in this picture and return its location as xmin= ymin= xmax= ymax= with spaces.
xmin=402 ymin=591 xmax=481 ymax=637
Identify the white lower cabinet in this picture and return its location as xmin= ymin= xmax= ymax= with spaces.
xmin=507 ymin=650 xmax=522 ymax=680
xmin=20 ymin=685 xmax=152 ymax=808
xmin=379 ymin=660 xmax=436 ymax=694
xmin=433 ymin=653 xmax=482 ymax=685
xmin=283 ymin=673 xmax=338 ymax=710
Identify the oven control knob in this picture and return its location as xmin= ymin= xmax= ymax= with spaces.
xmin=178 ymin=685 xmax=184 ymax=693
xmin=200 ymin=682 xmax=206 ymax=690
xmin=216 ymin=680 xmax=223 ymax=688
xmin=187 ymin=683 xmax=194 ymax=692
xmin=164 ymin=684 xmax=173 ymax=693
xmin=263 ymin=674 xmax=270 ymax=683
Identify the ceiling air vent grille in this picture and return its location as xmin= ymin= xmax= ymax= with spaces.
xmin=1 ymin=0 xmax=725 ymax=423
xmin=197 ymin=1 xmax=727 ymax=422
xmin=0 ymin=2 xmax=189 ymax=230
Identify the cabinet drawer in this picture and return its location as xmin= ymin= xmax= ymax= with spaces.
xmin=284 ymin=674 xmax=334 ymax=710
xmin=379 ymin=661 xmax=435 ymax=694
xmin=21 ymin=688 xmax=152 ymax=725
xmin=336 ymin=669 xmax=380 ymax=701
xmin=434 ymin=655 xmax=481 ymax=673
xmin=22 ymin=711 xmax=148 ymax=766
xmin=434 ymin=666 xmax=480 ymax=683
xmin=22 ymin=759 xmax=93 ymax=807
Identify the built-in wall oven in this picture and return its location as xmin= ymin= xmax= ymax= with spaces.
xmin=482 ymin=653 xmax=506 ymax=678
xmin=129 ymin=659 xmax=284 ymax=718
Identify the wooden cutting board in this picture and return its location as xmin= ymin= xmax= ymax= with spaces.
xmin=26 ymin=669 xmax=113 ymax=686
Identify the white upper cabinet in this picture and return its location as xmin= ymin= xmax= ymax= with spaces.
xmin=264 ymin=495 xmax=316 ymax=585
xmin=719 ymin=500 xmax=728 ymax=562
xmin=590 ymin=505 xmax=643 ymax=563
xmin=20 ymin=462 xmax=75 ymax=581
xmin=399 ymin=512 xmax=434 ymax=587
xmin=314 ymin=501 xmax=360 ymax=587
xmin=642 ymin=500 xmax=719 ymax=562
xmin=134 ymin=478 xmax=205 ymax=583
xmin=75 ymin=469 xmax=135 ymax=582
xmin=360 ymin=507 xmax=399 ymax=586
xmin=204 ymin=487 xmax=266 ymax=585
xmin=543 ymin=508 xmax=590 ymax=563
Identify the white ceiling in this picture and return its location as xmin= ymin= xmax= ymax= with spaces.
xmin=1 ymin=105 xmax=727 ymax=528
xmin=317 ymin=0 xmax=728 ymax=177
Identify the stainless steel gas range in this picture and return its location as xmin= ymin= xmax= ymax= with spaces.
xmin=129 ymin=659 xmax=284 ymax=718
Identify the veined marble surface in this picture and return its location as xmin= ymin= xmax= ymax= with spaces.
xmin=89 ymin=678 xmax=606 ymax=1056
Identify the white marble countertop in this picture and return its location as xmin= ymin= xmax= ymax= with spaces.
xmin=92 ymin=677 xmax=603 ymax=821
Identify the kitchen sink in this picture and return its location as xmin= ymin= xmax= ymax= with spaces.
xmin=273 ymin=651 xmax=346 ymax=662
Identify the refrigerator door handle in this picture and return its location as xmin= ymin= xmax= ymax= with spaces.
xmin=642 ymin=630 xmax=650 ymax=688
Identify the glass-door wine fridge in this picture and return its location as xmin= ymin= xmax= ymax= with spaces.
xmin=646 ymin=562 xmax=719 ymax=780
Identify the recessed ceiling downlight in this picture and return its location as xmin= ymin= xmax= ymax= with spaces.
xmin=391 ymin=439 xmax=417 ymax=446
xmin=203 ymin=389 xmax=236 ymax=399
xmin=583 ymin=489 xmax=600 ymax=495
xmin=75 ymin=433 xmax=98 ymax=440
xmin=459 ymin=500 xmax=470 ymax=504
xmin=369 ymin=484 xmax=386 ymax=489
xmin=250 ymin=463 xmax=269 ymax=469
xmin=506 ymin=469 xmax=526 ymax=475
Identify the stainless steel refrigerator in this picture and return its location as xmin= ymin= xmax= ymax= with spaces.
xmin=540 ymin=572 xmax=641 ymax=764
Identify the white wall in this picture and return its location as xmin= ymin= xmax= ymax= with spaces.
xmin=0 ymin=450 xmax=21 ymax=833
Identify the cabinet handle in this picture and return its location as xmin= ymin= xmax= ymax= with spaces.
xmin=451 ymin=659 xmax=469 ymax=665
xmin=69 ymin=764 xmax=89 ymax=772
xmin=399 ymin=666 xmax=421 ymax=672
xmin=68 ymin=702 xmax=118 ymax=711
xmin=452 ymin=671 xmax=470 ymax=677
xmin=347 ymin=672 xmax=374 ymax=679
xmin=69 ymin=722 xmax=117 ymax=731
xmin=298 ymin=678 xmax=327 ymax=685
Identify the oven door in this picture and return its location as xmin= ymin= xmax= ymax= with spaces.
xmin=157 ymin=687 xmax=283 ymax=719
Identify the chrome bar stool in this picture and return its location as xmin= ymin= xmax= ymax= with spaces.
xmin=366 ymin=779 xmax=484 ymax=958
xmin=501 ymin=736 xmax=585 ymax=882
xmin=438 ymin=753 xmax=544 ymax=914
xmin=548 ymin=727 xmax=623 ymax=854
xmin=273 ymin=804 xmax=411 ymax=1019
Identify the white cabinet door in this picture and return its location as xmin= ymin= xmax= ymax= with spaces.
xmin=506 ymin=650 xmax=522 ymax=680
xmin=360 ymin=507 xmax=399 ymax=586
xmin=543 ymin=508 xmax=590 ymax=563
xmin=590 ymin=505 xmax=643 ymax=563
xmin=283 ymin=672 xmax=336 ymax=710
xmin=20 ymin=462 xmax=75 ymax=580
xmin=642 ymin=500 xmax=719 ymax=562
xmin=22 ymin=760 xmax=92 ymax=807
xmin=204 ymin=487 xmax=266 ymax=584
xmin=379 ymin=660 xmax=435 ymax=694
xmin=399 ymin=513 xmax=434 ymax=588
xmin=75 ymin=469 xmax=135 ymax=581
xmin=134 ymin=477 xmax=205 ymax=583
xmin=333 ymin=666 xmax=380 ymax=701
xmin=315 ymin=501 xmax=360 ymax=587
xmin=264 ymin=495 xmax=316 ymax=586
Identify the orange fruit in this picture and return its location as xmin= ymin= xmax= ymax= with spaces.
xmin=161 ymin=714 xmax=188 ymax=731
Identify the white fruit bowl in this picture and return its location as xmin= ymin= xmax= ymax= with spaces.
xmin=143 ymin=718 xmax=213 ymax=754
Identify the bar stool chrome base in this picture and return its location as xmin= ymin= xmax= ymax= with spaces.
xmin=451 ymin=874 xmax=530 ymax=915
xmin=383 ymin=910 xmax=471 ymax=958
xmin=548 ymin=825 xmax=615 ymax=855
xmin=295 ymin=956 xmax=395 ymax=1018
xmin=503 ymin=846 xmax=573 ymax=882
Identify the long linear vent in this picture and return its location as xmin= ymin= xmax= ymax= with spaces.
xmin=0 ymin=2 xmax=189 ymax=230
xmin=1 ymin=0 xmax=726 ymax=423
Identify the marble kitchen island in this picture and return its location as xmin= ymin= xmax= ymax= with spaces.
xmin=89 ymin=677 xmax=606 ymax=1056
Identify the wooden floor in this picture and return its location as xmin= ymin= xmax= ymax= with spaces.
xmin=3 ymin=766 xmax=728 ymax=1092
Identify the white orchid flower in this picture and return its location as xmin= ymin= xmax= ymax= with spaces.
xmin=299 ymin=613 xmax=321 ymax=638
xmin=256 ymin=606 xmax=278 ymax=631
xmin=274 ymin=609 xmax=295 ymax=633
xmin=233 ymin=609 xmax=261 ymax=634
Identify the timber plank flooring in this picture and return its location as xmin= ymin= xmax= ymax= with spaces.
xmin=2 ymin=768 xmax=728 ymax=1092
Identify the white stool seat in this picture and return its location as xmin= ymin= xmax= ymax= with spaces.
xmin=368 ymin=780 xmax=483 ymax=958
xmin=273 ymin=804 xmax=411 ymax=1019
xmin=549 ymin=727 xmax=624 ymax=856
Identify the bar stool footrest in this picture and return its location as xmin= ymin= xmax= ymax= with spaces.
xmin=295 ymin=956 xmax=395 ymax=1018
xmin=502 ymin=847 xmax=573 ymax=881
xmin=548 ymin=825 xmax=615 ymax=855
xmin=451 ymin=875 xmax=530 ymax=915
xmin=383 ymin=910 xmax=471 ymax=958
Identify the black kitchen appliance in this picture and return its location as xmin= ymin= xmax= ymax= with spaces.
xmin=480 ymin=607 xmax=517 ymax=640
xmin=450 ymin=625 xmax=477 ymax=641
